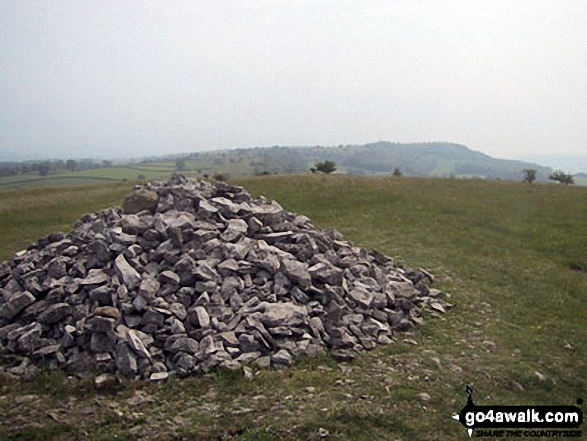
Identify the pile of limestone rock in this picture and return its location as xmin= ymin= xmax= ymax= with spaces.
xmin=0 ymin=175 xmax=452 ymax=381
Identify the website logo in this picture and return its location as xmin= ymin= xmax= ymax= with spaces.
xmin=451 ymin=385 xmax=583 ymax=438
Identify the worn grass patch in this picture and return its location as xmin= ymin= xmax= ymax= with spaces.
xmin=0 ymin=175 xmax=585 ymax=440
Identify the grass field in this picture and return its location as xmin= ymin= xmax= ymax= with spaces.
xmin=0 ymin=175 xmax=585 ymax=440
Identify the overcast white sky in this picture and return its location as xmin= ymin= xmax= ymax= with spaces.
xmin=1 ymin=0 xmax=586 ymax=160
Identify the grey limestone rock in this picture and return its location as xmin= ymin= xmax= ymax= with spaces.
xmin=0 ymin=291 xmax=36 ymax=320
xmin=123 ymin=189 xmax=158 ymax=214
xmin=38 ymin=303 xmax=72 ymax=325
xmin=271 ymin=349 xmax=293 ymax=367
xmin=114 ymin=254 xmax=141 ymax=289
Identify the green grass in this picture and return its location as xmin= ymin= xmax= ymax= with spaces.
xmin=0 ymin=175 xmax=585 ymax=440
xmin=0 ymin=164 xmax=188 ymax=191
xmin=0 ymin=182 xmax=135 ymax=258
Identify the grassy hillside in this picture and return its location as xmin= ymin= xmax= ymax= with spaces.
xmin=3 ymin=142 xmax=567 ymax=192
xmin=0 ymin=176 xmax=585 ymax=440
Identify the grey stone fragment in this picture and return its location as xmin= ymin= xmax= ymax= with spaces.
xmin=7 ymin=322 xmax=38 ymax=341
xmin=218 ymin=331 xmax=239 ymax=347
xmin=226 ymin=346 xmax=241 ymax=357
xmin=152 ymin=361 xmax=168 ymax=373
xmin=281 ymin=259 xmax=311 ymax=288
xmin=95 ymin=352 xmax=112 ymax=362
xmin=133 ymin=295 xmax=148 ymax=312
xmin=259 ymin=302 xmax=308 ymax=328
xmin=91 ymin=316 xmax=117 ymax=333
xmin=141 ymin=308 xmax=165 ymax=328
xmin=271 ymin=349 xmax=293 ymax=366
xmin=191 ymin=306 xmax=210 ymax=328
xmin=255 ymin=356 xmax=271 ymax=368
xmin=169 ymin=337 xmax=199 ymax=355
xmin=110 ymin=227 xmax=137 ymax=245
xmin=0 ymin=291 xmax=36 ymax=320
xmin=248 ymin=217 xmax=263 ymax=233
xmin=115 ymin=343 xmax=138 ymax=376
xmin=308 ymin=262 xmax=343 ymax=285
xmin=0 ymin=323 xmax=20 ymax=339
xmin=169 ymin=318 xmax=185 ymax=334
xmin=18 ymin=323 xmax=43 ymax=352
xmin=38 ymin=303 xmax=72 ymax=324
xmin=243 ymin=365 xmax=254 ymax=380
xmin=32 ymin=344 xmax=59 ymax=358
xmin=377 ymin=334 xmax=394 ymax=345
xmin=217 ymin=259 xmax=240 ymax=275
xmin=220 ymin=359 xmax=242 ymax=371
xmin=149 ymin=372 xmax=169 ymax=381
xmin=238 ymin=333 xmax=260 ymax=352
xmin=176 ymin=352 xmax=196 ymax=372
xmin=308 ymin=316 xmax=326 ymax=338
xmin=388 ymin=281 xmax=417 ymax=299
xmin=210 ymin=197 xmax=243 ymax=213
xmin=361 ymin=318 xmax=389 ymax=335
xmin=329 ymin=327 xmax=356 ymax=348
xmin=347 ymin=286 xmax=374 ymax=308
xmin=80 ymin=269 xmax=110 ymax=285
xmin=331 ymin=349 xmax=355 ymax=362
xmin=169 ymin=303 xmax=187 ymax=320
xmin=159 ymin=270 xmax=180 ymax=285
xmin=126 ymin=329 xmax=152 ymax=360
xmin=114 ymin=254 xmax=141 ymax=289
xmin=198 ymin=199 xmax=219 ymax=214
xmin=138 ymin=277 xmax=160 ymax=300
xmin=194 ymin=262 xmax=219 ymax=281
xmin=47 ymin=258 xmax=68 ymax=279
xmin=91 ymin=332 xmax=114 ymax=353
xmin=89 ymin=285 xmax=112 ymax=306
xmin=120 ymin=214 xmax=147 ymax=234
xmin=430 ymin=302 xmax=447 ymax=313
xmin=123 ymin=189 xmax=158 ymax=214
xmin=235 ymin=351 xmax=262 ymax=364
xmin=88 ymin=241 xmax=110 ymax=262
xmin=94 ymin=373 xmax=117 ymax=389
xmin=199 ymin=335 xmax=223 ymax=356
xmin=221 ymin=219 xmax=248 ymax=242
xmin=94 ymin=306 xmax=121 ymax=321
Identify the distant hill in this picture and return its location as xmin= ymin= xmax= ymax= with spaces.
xmin=184 ymin=142 xmax=553 ymax=182
xmin=1 ymin=142 xmax=562 ymax=187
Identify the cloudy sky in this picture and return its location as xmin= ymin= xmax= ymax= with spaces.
xmin=1 ymin=0 xmax=586 ymax=160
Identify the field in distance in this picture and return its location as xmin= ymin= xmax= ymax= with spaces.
xmin=0 ymin=175 xmax=585 ymax=440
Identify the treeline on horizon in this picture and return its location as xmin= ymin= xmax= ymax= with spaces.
xmin=0 ymin=158 xmax=115 ymax=178
xmin=0 ymin=142 xmax=578 ymax=183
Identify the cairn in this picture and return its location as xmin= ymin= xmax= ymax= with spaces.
xmin=0 ymin=175 xmax=451 ymax=380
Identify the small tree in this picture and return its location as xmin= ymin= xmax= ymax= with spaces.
xmin=65 ymin=159 xmax=77 ymax=171
xmin=213 ymin=173 xmax=228 ymax=182
xmin=392 ymin=167 xmax=402 ymax=177
xmin=39 ymin=162 xmax=50 ymax=177
xmin=549 ymin=170 xmax=574 ymax=185
xmin=310 ymin=160 xmax=337 ymax=174
xmin=176 ymin=158 xmax=187 ymax=171
xmin=523 ymin=169 xmax=537 ymax=184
